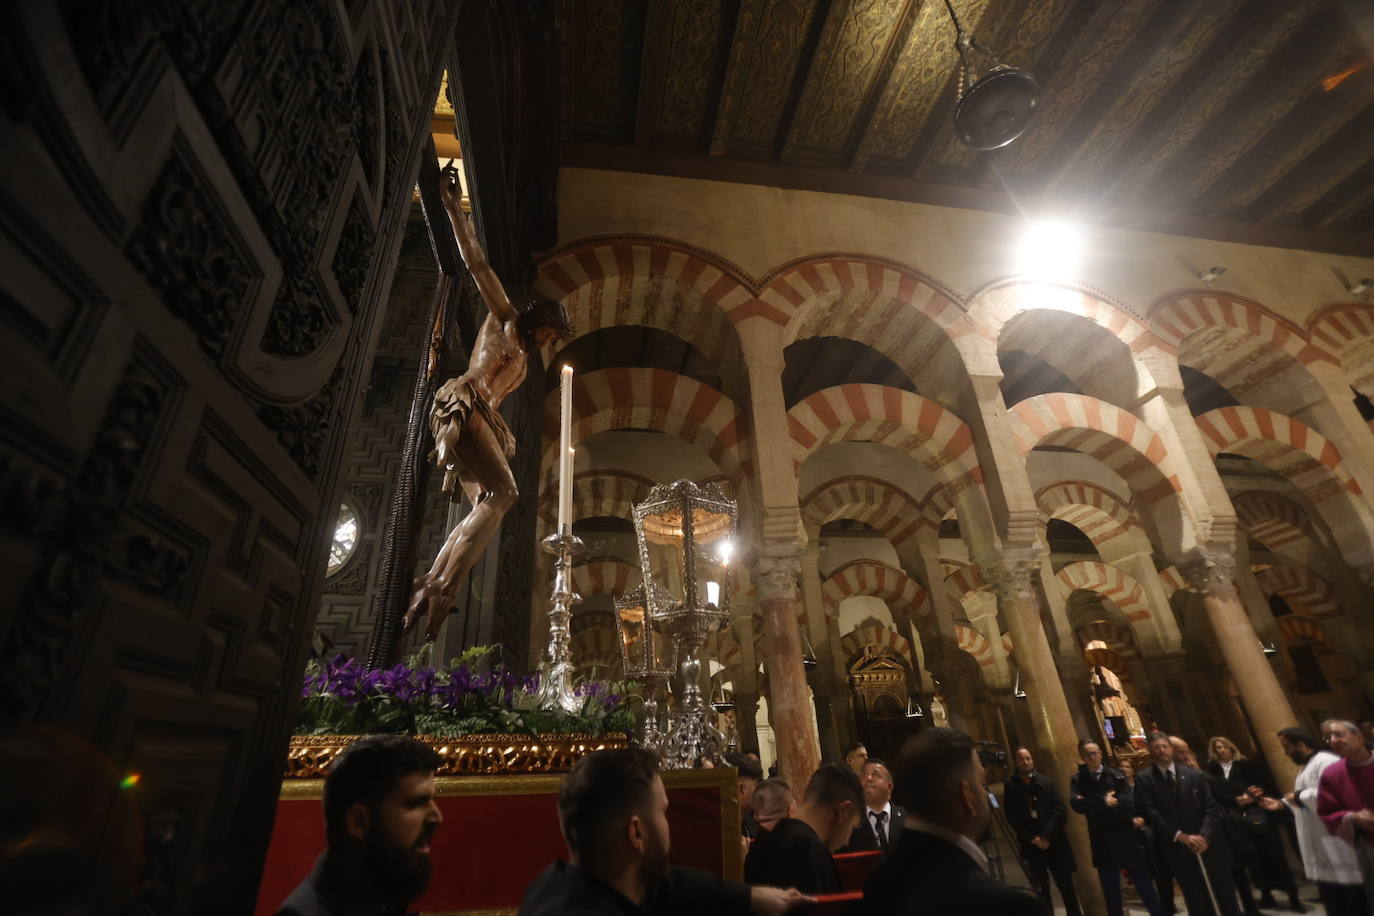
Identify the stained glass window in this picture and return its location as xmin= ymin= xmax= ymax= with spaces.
xmin=327 ymin=502 xmax=358 ymax=575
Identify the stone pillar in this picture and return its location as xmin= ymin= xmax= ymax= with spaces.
xmin=1181 ymin=551 xmax=1300 ymax=787
xmin=1148 ymin=654 xmax=1206 ymax=746
xmin=754 ymin=549 xmax=821 ymax=787
xmin=1056 ymin=653 xmax=1096 ymax=740
xmin=735 ymin=688 xmax=760 ymax=754
xmin=988 ymin=557 xmax=1107 ymax=916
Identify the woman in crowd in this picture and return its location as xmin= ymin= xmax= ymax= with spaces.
xmin=1205 ymin=736 xmax=1304 ymax=913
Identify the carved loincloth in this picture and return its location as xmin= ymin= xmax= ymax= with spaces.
xmin=429 ymin=376 xmax=516 ymax=500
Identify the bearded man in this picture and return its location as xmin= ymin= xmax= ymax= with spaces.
xmin=277 ymin=736 xmax=444 ymax=915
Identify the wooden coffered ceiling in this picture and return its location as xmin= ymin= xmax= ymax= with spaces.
xmin=557 ymin=0 xmax=1374 ymax=255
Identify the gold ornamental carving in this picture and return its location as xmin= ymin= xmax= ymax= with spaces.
xmin=284 ymin=733 xmax=629 ymax=780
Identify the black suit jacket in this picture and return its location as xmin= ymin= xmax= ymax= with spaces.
xmin=861 ymin=828 xmax=1041 ymax=916
xmin=1068 ymin=764 xmax=1147 ymax=870
xmin=1003 ymin=771 xmax=1075 ymax=870
xmin=518 ymin=861 xmax=753 ymax=916
xmin=277 ymin=854 xmax=407 ymax=916
xmin=743 ymin=817 xmax=840 ymax=895
xmin=846 ymin=805 xmax=907 ymax=852
xmin=1134 ymin=763 xmax=1221 ymax=843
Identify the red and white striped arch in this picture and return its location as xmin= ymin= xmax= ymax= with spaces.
xmin=1256 ymin=565 xmax=1341 ymax=619
xmin=943 ymin=563 xmax=989 ymax=603
xmin=801 ymin=476 xmax=937 ymax=551
xmin=972 ymin=281 xmax=1155 ymax=352
xmin=771 ymin=255 xmax=972 ymax=401
xmin=537 ymin=236 xmax=756 ymax=320
xmin=1310 ymin=304 xmax=1374 ymax=356
xmin=540 ymin=367 xmax=746 ymax=481
xmin=1150 ymin=292 xmax=1332 ymax=366
xmin=1156 ymin=566 xmax=1189 ymax=598
xmin=788 ymin=384 xmax=982 ymax=497
xmin=572 ymin=627 xmax=621 ymax=674
xmin=1010 ymin=394 xmax=1181 ymax=504
xmin=1277 ymin=615 xmax=1327 ymax=646
xmin=1076 ymin=619 xmax=1138 ymax=657
xmin=1036 ymin=480 xmax=1144 ymax=559
xmin=538 ymin=469 xmax=654 ymax=530
xmin=763 ymin=254 xmax=966 ymax=331
xmin=572 ymin=558 xmax=641 ymax=598
xmin=1310 ymin=304 xmax=1374 ymax=394
xmin=822 ymin=560 xmax=931 ymax=624
xmin=954 ymin=623 xmax=994 ymax=668
xmin=1056 ymin=561 xmax=1154 ymax=627
xmin=1231 ymin=490 xmax=1316 ymax=554
xmin=536 ymin=239 xmax=749 ymax=390
xmin=840 ymin=625 xmax=916 ymax=669
xmin=1194 ymin=406 xmax=1361 ymax=501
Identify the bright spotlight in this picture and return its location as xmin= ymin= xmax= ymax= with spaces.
xmin=1015 ymin=219 xmax=1085 ymax=280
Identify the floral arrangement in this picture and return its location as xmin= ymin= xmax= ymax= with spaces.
xmin=295 ymin=646 xmax=637 ymax=737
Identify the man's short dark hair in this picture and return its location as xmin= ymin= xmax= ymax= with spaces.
xmin=1278 ymin=726 xmax=1320 ymax=750
xmin=558 ymin=747 xmax=659 ymax=854
xmin=804 ymin=761 xmax=864 ymax=810
xmin=844 ymin=741 xmax=866 ymax=757
xmin=729 ymin=752 xmax=763 ymax=783
xmin=324 ymin=736 xmax=442 ymax=843
xmin=863 ymin=757 xmax=891 ymax=776
xmin=1076 ymin=738 xmax=1099 ymax=753
xmin=1147 ymin=731 xmax=1171 ymax=745
xmin=893 ymin=728 xmax=976 ymax=819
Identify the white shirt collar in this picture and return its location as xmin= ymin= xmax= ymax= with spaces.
xmin=1220 ymin=760 xmax=1233 ymax=777
xmin=868 ymin=801 xmax=892 ymax=819
xmin=1157 ymin=762 xmax=1177 ymax=776
xmin=904 ymin=816 xmax=988 ymax=872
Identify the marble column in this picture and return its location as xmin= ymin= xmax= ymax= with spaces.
xmin=1146 ymin=654 xmax=1206 ymax=746
xmin=754 ymin=548 xmax=821 ymax=787
xmin=1182 ymin=550 xmax=1300 ymax=787
xmin=989 ymin=557 xmax=1107 ymax=916
xmin=1056 ymin=653 xmax=1096 ymax=740
xmin=735 ymin=689 xmax=760 ymax=754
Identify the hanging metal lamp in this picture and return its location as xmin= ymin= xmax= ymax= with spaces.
xmin=943 ymin=0 xmax=1039 ymax=150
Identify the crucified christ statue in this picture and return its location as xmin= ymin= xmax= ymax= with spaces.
xmin=404 ymin=164 xmax=574 ymax=641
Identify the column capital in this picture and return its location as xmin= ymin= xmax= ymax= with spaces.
xmin=753 ymin=547 xmax=803 ymax=604
xmin=982 ymin=552 xmax=1042 ymax=602
xmin=1177 ymin=547 xmax=1238 ymax=598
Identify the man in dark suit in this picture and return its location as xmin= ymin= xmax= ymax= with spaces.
xmin=862 ymin=727 xmax=1041 ymax=915
xmin=1069 ymin=739 xmax=1165 ymax=916
xmin=1134 ymin=732 xmax=1240 ymax=916
xmin=846 ymin=759 xmax=906 ymax=852
xmin=1005 ymin=747 xmax=1081 ymax=916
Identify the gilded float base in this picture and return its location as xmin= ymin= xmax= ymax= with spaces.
xmin=284 ymin=733 xmax=629 ymax=779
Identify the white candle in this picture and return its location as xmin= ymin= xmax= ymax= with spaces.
xmin=705 ymin=581 xmax=720 ymax=607
xmin=558 ymin=365 xmax=573 ymax=533
xmin=562 ymin=447 xmax=575 ymax=533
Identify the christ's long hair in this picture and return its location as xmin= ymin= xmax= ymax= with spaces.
xmin=517 ymin=296 xmax=575 ymax=347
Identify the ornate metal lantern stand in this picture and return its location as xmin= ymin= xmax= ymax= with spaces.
xmin=632 ymin=480 xmax=736 ymax=769
xmin=614 ymin=584 xmax=674 ymax=749
xmin=536 ymin=530 xmax=586 ymax=714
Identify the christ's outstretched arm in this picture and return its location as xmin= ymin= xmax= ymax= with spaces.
xmin=439 ymin=163 xmax=516 ymax=323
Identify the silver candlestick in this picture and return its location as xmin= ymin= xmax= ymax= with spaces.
xmin=537 ymin=530 xmax=585 ymax=714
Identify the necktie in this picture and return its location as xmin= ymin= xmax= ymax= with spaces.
xmin=1165 ymin=769 xmax=1177 ymax=794
xmin=873 ymin=811 xmax=889 ymax=850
